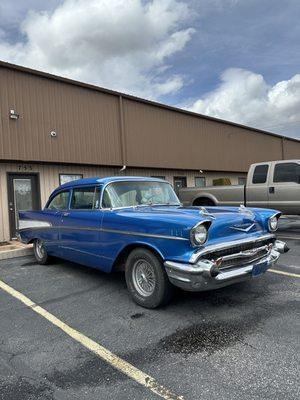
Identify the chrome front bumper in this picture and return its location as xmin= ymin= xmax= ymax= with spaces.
xmin=164 ymin=240 xmax=288 ymax=292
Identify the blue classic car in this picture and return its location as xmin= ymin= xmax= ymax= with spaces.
xmin=18 ymin=176 xmax=289 ymax=308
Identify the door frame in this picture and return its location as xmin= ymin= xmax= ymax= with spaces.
xmin=173 ymin=176 xmax=187 ymax=193
xmin=7 ymin=172 xmax=41 ymax=239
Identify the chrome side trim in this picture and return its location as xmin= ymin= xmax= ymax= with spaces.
xmin=19 ymin=224 xmax=188 ymax=241
xmin=189 ymin=233 xmax=276 ymax=263
xmin=18 ymin=219 xmax=52 ymax=230
xmin=100 ymin=228 xmax=188 ymax=241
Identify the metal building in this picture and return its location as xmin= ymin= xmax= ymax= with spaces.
xmin=1 ymin=60 xmax=299 ymax=241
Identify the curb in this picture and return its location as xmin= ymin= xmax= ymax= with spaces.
xmin=0 ymin=246 xmax=33 ymax=261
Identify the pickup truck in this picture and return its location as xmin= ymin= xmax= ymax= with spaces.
xmin=179 ymin=160 xmax=300 ymax=215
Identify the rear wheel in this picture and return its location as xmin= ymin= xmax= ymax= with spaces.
xmin=33 ymin=239 xmax=50 ymax=265
xmin=125 ymin=248 xmax=173 ymax=308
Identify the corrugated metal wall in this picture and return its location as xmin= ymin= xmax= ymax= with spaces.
xmin=0 ymin=63 xmax=299 ymax=173
xmin=123 ymin=99 xmax=292 ymax=171
xmin=0 ymin=67 xmax=122 ymax=165
xmin=284 ymin=139 xmax=300 ymax=159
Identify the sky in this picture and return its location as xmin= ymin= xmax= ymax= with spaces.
xmin=0 ymin=0 xmax=299 ymax=139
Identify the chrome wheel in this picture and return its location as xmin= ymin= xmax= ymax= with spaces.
xmin=132 ymin=259 xmax=156 ymax=297
xmin=35 ymin=240 xmax=45 ymax=259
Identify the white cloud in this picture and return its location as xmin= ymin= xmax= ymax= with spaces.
xmin=0 ymin=0 xmax=194 ymax=99
xmin=188 ymin=68 xmax=300 ymax=137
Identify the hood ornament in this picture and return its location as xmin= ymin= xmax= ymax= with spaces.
xmin=238 ymin=204 xmax=255 ymax=218
xmin=199 ymin=207 xmax=216 ymax=219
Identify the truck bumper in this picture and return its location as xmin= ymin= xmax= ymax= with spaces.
xmin=164 ymin=240 xmax=288 ymax=292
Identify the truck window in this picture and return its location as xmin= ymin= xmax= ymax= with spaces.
xmin=273 ymin=163 xmax=300 ymax=184
xmin=252 ymin=165 xmax=269 ymax=184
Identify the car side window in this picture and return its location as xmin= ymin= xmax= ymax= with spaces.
xmin=70 ymin=186 xmax=99 ymax=210
xmin=273 ymin=163 xmax=300 ymax=183
xmin=252 ymin=164 xmax=269 ymax=184
xmin=47 ymin=191 xmax=70 ymax=210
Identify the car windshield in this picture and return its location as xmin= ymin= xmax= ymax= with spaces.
xmin=102 ymin=181 xmax=180 ymax=208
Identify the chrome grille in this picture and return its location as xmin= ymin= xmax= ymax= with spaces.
xmin=208 ymin=238 xmax=274 ymax=271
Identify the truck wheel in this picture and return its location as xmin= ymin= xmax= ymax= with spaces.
xmin=125 ymin=248 xmax=173 ymax=308
xmin=33 ymin=239 xmax=50 ymax=265
xmin=193 ymin=198 xmax=215 ymax=207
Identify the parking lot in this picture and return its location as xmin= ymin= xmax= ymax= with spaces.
xmin=0 ymin=219 xmax=299 ymax=400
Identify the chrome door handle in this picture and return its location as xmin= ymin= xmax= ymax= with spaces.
xmin=62 ymin=212 xmax=70 ymax=217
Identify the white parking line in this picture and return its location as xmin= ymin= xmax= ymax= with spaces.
xmin=0 ymin=279 xmax=184 ymax=400
xmin=268 ymin=269 xmax=300 ymax=278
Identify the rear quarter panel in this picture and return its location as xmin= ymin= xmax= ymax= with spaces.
xmin=18 ymin=210 xmax=61 ymax=255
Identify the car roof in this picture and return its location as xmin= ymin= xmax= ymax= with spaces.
xmin=58 ymin=176 xmax=167 ymax=190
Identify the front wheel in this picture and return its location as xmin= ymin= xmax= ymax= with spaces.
xmin=33 ymin=239 xmax=50 ymax=265
xmin=125 ymin=248 xmax=173 ymax=308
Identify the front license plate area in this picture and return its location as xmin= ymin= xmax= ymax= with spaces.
xmin=252 ymin=261 xmax=268 ymax=277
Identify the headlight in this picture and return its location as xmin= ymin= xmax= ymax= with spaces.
xmin=190 ymin=223 xmax=208 ymax=246
xmin=268 ymin=215 xmax=279 ymax=232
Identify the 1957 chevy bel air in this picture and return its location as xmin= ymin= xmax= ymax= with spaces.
xmin=18 ymin=176 xmax=289 ymax=308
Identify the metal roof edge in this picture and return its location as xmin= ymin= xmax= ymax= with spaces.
xmin=0 ymin=59 xmax=299 ymax=143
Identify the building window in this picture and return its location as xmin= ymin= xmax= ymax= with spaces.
xmin=238 ymin=177 xmax=247 ymax=185
xmin=59 ymin=174 xmax=83 ymax=185
xmin=252 ymin=165 xmax=269 ymax=184
xmin=151 ymin=175 xmax=165 ymax=180
xmin=195 ymin=177 xmax=206 ymax=187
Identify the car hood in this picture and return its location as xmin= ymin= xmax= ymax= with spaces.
xmin=103 ymin=205 xmax=273 ymax=243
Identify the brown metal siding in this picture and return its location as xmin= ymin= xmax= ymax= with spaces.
xmin=283 ymin=139 xmax=300 ymax=159
xmin=123 ymin=99 xmax=284 ymax=172
xmin=0 ymin=68 xmax=122 ymax=165
xmin=0 ymin=63 xmax=299 ymax=173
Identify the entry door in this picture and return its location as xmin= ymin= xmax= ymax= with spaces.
xmin=7 ymin=173 xmax=41 ymax=239
xmin=173 ymin=176 xmax=187 ymax=194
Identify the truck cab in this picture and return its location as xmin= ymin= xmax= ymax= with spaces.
xmin=179 ymin=160 xmax=300 ymax=215
xmin=247 ymin=160 xmax=300 ymax=214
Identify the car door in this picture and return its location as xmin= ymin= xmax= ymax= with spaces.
xmin=59 ymin=185 xmax=104 ymax=268
xmin=246 ymin=163 xmax=270 ymax=208
xmin=43 ymin=189 xmax=71 ymax=255
xmin=268 ymin=161 xmax=300 ymax=214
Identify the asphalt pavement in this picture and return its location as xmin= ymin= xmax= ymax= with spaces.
xmin=0 ymin=220 xmax=299 ymax=400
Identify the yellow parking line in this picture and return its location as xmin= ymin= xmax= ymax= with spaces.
xmin=0 ymin=279 xmax=184 ymax=400
xmin=268 ymin=269 xmax=300 ymax=278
